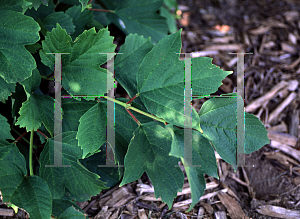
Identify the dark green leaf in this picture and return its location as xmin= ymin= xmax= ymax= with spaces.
xmin=0 ymin=114 xmax=14 ymax=140
xmin=15 ymin=94 xmax=54 ymax=137
xmin=65 ymin=5 xmax=93 ymax=39
xmin=19 ymin=68 xmax=41 ymax=93
xmin=115 ymin=34 xmax=153 ymax=108
xmin=62 ymin=97 xmax=97 ymax=132
xmin=107 ymin=0 xmax=168 ymax=43
xmin=77 ymin=102 xmax=107 ymax=158
xmin=167 ymin=127 xmax=218 ymax=211
xmin=79 ymin=147 xmax=121 ymax=188
xmin=0 ymin=0 xmax=32 ymax=12
xmin=42 ymin=12 xmax=75 ymax=35
xmin=0 ymin=77 xmax=15 ymax=103
xmin=26 ymin=0 xmax=48 ymax=10
xmin=120 ymin=121 xmax=184 ymax=209
xmin=52 ymin=199 xmax=85 ymax=218
xmin=0 ymin=10 xmax=40 ymax=83
xmin=39 ymin=131 xmax=108 ymax=200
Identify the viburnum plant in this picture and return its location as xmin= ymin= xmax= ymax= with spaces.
xmin=0 ymin=0 xmax=270 ymax=218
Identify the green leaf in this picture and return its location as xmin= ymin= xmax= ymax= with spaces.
xmin=169 ymin=127 xmax=218 ymax=178
xmin=65 ymin=5 xmax=93 ymax=39
xmin=79 ymin=147 xmax=121 ymax=188
xmin=90 ymin=2 xmax=111 ymax=26
xmin=0 ymin=0 xmax=32 ymax=12
xmin=8 ymin=175 xmax=52 ymax=219
xmin=0 ymin=161 xmax=26 ymax=202
xmin=115 ymin=34 xmax=153 ymax=107
xmin=52 ymin=199 xmax=85 ymax=218
xmin=159 ymin=6 xmax=177 ymax=33
xmin=39 ymin=131 xmax=108 ymax=200
xmin=120 ymin=121 xmax=184 ymax=209
xmin=35 ymin=124 xmax=48 ymax=144
xmin=163 ymin=0 xmax=177 ymax=10
xmin=79 ymin=0 xmax=89 ymax=11
xmin=39 ymin=23 xmax=73 ymax=64
xmin=107 ymin=0 xmax=168 ymax=43
xmin=0 ymin=141 xmax=27 ymax=169
xmin=0 ymin=77 xmax=15 ymax=103
xmin=0 ymin=114 xmax=14 ymax=140
xmin=100 ymin=0 xmax=124 ymax=9
xmin=19 ymin=68 xmax=41 ymax=93
xmin=243 ymin=113 xmax=270 ymax=154
xmin=114 ymin=98 xmax=154 ymax=177
xmin=86 ymin=19 xmax=104 ymax=31
xmin=24 ymin=0 xmax=55 ymax=20
xmin=40 ymin=24 xmax=116 ymax=96
xmin=137 ymin=30 xmax=200 ymax=130
xmin=62 ymin=97 xmax=97 ymax=132
xmin=198 ymin=94 xmax=270 ymax=169
xmin=0 ymin=10 xmax=40 ymax=83
xmin=11 ymin=83 xmax=27 ymax=119
xmin=26 ymin=0 xmax=48 ymax=10
xmin=77 ymin=102 xmax=107 ymax=158
xmin=15 ymin=94 xmax=54 ymax=137
xmin=137 ymin=30 xmax=232 ymax=130
xmin=42 ymin=12 xmax=75 ymax=35
xmin=25 ymin=43 xmax=42 ymax=54
xmin=167 ymin=127 xmax=218 ymax=211
xmin=0 ymin=142 xmax=51 ymax=219
xmin=59 ymin=0 xmax=80 ymax=5
xmin=191 ymin=57 xmax=232 ymax=96
xmin=55 ymin=205 xmax=86 ymax=219
xmin=16 ymin=142 xmax=31 ymax=175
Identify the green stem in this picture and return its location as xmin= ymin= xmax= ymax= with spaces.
xmin=40 ymin=75 xmax=54 ymax=81
xmin=101 ymin=96 xmax=204 ymax=134
xmin=29 ymin=130 xmax=34 ymax=176
xmin=102 ymin=96 xmax=167 ymax=124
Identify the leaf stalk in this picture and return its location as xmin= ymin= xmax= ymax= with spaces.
xmin=102 ymin=96 xmax=167 ymax=124
xmin=13 ymin=130 xmax=28 ymax=144
xmin=29 ymin=130 xmax=34 ymax=176
xmin=88 ymin=8 xmax=114 ymax=13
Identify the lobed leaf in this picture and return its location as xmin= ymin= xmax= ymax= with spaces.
xmin=40 ymin=24 xmax=116 ymax=96
xmin=15 ymin=94 xmax=54 ymax=137
xmin=0 ymin=10 xmax=40 ymax=83
xmin=39 ymin=131 xmax=108 ymax=200
xmin=0 ymin=142 xmax=51 ymax=219
xmin=199 ymin=94 xmax=270 ymax=170
xmin=137 ymin=30 xmax=231 ymax=130
xmin=120 ymin=121 xmax=184 ymax=209
xmin=167 ymin=126 xmax=218 ymax=211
